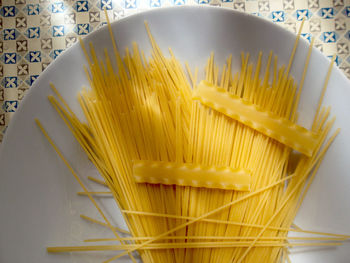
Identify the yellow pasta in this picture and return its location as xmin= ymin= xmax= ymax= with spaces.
xmin=193 ymin=81 xmax=318 ymax=156
xmin=133 ymin=161 xmax=251 ymax=191
xmin=36 ymin=12 xmax=349 ymax=263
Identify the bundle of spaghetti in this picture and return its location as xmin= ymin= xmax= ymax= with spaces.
xmin=178 ymin=47 xmax=337 ymax=263
xmin=67 ymin=22 xmax=196 ymax=262
xmin=41 ymin=16 xmax=346 ymax=263
xmin=192 ymin=40 xmax=340 ymax=262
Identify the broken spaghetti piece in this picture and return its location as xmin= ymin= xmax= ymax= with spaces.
xmin=133 ymin=161 xmax=251 ymax=191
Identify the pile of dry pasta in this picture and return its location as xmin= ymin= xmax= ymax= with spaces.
xmin=36 ymin=14 xmax=349 ymax=263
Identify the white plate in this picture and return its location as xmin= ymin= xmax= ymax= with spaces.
xmin=1 ymin=6 xmax=350 ymax=263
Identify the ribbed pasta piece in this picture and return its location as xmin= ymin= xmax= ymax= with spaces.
xmin=193 ymin=80 xmax=319 ymax=156
xmin=133 ymin=161 xmax=251 ymax=191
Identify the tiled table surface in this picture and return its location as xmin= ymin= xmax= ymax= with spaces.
xmin=0 ymin=0 xmax=349 ymax=141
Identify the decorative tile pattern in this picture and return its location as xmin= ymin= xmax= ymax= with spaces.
xmin=0 ymin=0 xmax=350 ymax=141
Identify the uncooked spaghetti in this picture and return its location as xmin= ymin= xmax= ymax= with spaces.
xmin=36 ymin=13 xmax=348 ymax=263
